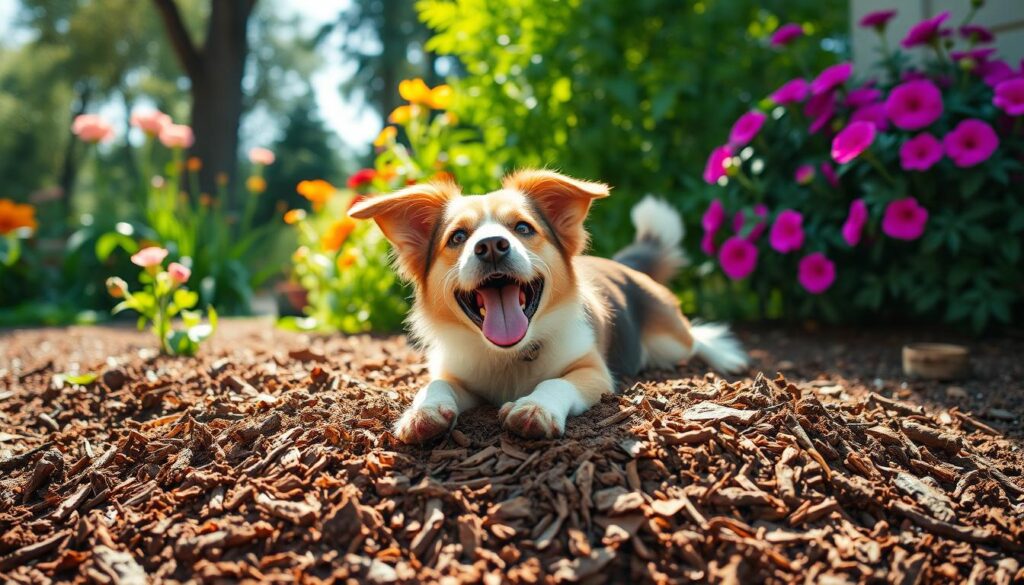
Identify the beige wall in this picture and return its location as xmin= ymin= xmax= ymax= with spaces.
xmin=851 ymin=0 xmax=1023 ymax=71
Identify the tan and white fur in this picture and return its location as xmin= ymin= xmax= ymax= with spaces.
xmin=349 ymin=170 xmax=748 ymax=443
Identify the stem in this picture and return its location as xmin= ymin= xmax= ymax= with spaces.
xmin=863 ymin=150 xmax=898 ymax=186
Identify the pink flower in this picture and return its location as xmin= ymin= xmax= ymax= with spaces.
xmin=846 ymin=87 xmax=881 ymax=108
xmin=841 ymin=199 xmax=868 ymax=246
xmin=794 ymin=164 xmax=815 ymax=185
xmin=943 ymin=119 xmax=998 ymax=167
xmin=994 ymin=78 xmax=1024 ymax=116
xmin=770 ymin=78 xmax=809 ymax=104
xmin=979 ymin=60 xmax=1014 ymax=87
xmin=805 ymin=92 xmax=835 ymax=134
xmin=131 ymin=246 xmax=169 ymax=268
xmin=811 ymin=62 xmax=853 ymax=96
xmin=701 ymin=230 xmax=717 ymax=255
xmin=769 ymin=210 xmax=805 ymax=253
xmin=771 ymin=23 xmax=803 ymax=46
xmin=951 ymin=47 xmax=997 ymax=63
xmin=859 ymin=9 xmax=897 ymax=30
xmin=159 ymin=124 xmax=194 ymax=149
xmin=703 ymin=145 xmax=732 ymax=184
xmin=732 ymin=204 xmax=768 ymax=241
xmin=167 ymin=262 xmax=191 ymax=284
xmin=831 ymin=121 xmax=876 ymax=164
xmin=718 ymin=237 xmax=758 ymax=280
xmin=960 ymin=25 xmax=994 ymax=44
xmin=901 ymin=11 xmax=951 ymax=48
xmin=729 ymin=111 xmax=766 ymax=147
xmin=702 ymin=199 xmax=726 ymax=232
xmin=899 ymin=133 xmax=943 ymax=171
xmin=248 ymin=147 xmax=275 ymax=166
xmin=885 ymin=80 xmax=943 ymax=130
xmin=130 ymin=110 xmax=171 ymax=136
xmin=851 ymin=102 xmax=889 ymax=131
xmin=820 ymin=162 xmax=839 ymax=188
xmin=882 ymin=198 xmax=928 ymax=240
xmin=798 ymin=253 xmax=836 ymax=294
xmin=71 ymin=114 xmax=114 ymax=143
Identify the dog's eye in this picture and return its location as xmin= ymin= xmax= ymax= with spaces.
xmin=514 ymin=221 xmax=535 ymax=236
xmin=449 ymin=229 xmax=468 ymax=247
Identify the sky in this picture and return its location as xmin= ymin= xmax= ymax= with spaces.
xmin=0 ymin=0 xmax=381 ymax=151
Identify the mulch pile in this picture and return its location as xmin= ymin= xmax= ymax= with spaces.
xmin=1 ymin=322 xmax=1022 ymax=584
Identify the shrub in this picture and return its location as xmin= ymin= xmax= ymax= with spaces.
xmin=697 ymin=8 xmax=1023 ymax=331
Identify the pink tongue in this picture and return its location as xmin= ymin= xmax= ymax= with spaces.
xmin=478 ymin=284 xmax=528 ymax=347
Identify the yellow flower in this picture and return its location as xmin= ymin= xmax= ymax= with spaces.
xmin=0 ymin=199 xmax=38 ymax=235
xmin=337 ymin=249 xmax=359 ymax=270
xmin=374 ymin=126 xmax=397 ymax=147
xmin=321 ymin=217 xmax=357 ymax=252
xmin=246 ymin=176 xmax=267 ymax=194
xmin=186 ymin=157 xmax=202 ymax=172
xmin=399 ymin=78 xmax=431 ymax=103
xmin=283 ymin=209 xmax=306 ymax=225
xmin=427 ymin=84 xmax=453 ymax=109
xmin=296 ymin=179 xmax=336 ymax=212
xmin=388 ymin=105 xmax=418 ymax=125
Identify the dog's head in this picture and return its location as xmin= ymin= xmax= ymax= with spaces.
xmin=349 ymin=170 xmax=608 ymax=350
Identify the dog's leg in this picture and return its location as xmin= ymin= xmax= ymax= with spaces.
xmin=499 ymin=352 xmax=612 ymax=439
xmin=394 ymin=379 xmax=478 ymax=444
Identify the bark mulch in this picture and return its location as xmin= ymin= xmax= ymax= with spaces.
xmin=1 ymin=321 xmax=1022 ymax=584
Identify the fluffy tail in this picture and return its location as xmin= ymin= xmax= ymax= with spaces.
xmin=691 ymin=322 xmax=749 ymax=374
xmin=612 ymin=196 xmax=686 ymax=284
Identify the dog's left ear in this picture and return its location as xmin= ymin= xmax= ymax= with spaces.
xmin=504 ymin=170 xmax=609 ymax=256
xmin=349 ymin=181 xmax=459 ymax=282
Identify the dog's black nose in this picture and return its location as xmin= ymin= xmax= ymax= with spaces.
xmin=474 ymin=236 xmax=510 ymax=263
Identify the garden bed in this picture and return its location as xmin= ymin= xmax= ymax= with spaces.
xmin=1 ymin=321 xmax=1022 ymax=583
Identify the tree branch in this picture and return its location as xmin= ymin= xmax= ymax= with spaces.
xmin=152 ymin=0 xmax=202 ymax=79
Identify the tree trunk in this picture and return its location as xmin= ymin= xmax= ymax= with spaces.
xmin=58 ymin=85 xmax=91 ymax=231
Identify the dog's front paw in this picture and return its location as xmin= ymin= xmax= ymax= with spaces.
xmin=394 ymin=404 xmax=455 ymax=444
xmin=499 ymin=399 xmax=563 ymax=439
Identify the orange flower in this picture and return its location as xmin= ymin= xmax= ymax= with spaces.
xmin=283 ymin=209 xmax=306 ymax=224
xmin=246 ymin=176 xmax=267 ymax=194
xmin=388 ymin=105 xmax=418 ymax=125
xmin=399 ymin=78 xmax=431 ymax=103
xmin=199 ymin=194 xmax=213 ymax=208
xmin=374 ymin=126 xmax=397 ymax=147
xmin=442 ymin=111 xmax=459 ymax=125
xmin=321 ymin=217 xmax=357 ymax=252
xmin=216 ymin=172 xmax=229 ymax=187
xmin=186 ymin=157 xmax=202 ymax=172
xmin=296 ymin=179 xmax=336 ymax=212
xmin=0 ymin=199 xmax=38 ymax=235
xmin=427 ymin=85 xmax=453 ymax=109
xmin=292 ymin=246 xmax=310 ymax=263
xmin=337 ymin=249 xmax=359 ymax=270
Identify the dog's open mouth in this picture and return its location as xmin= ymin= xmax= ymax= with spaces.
xmin=455 ymin=275 xmax=544 ymax=347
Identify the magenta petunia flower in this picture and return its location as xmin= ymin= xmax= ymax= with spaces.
xmin=729 ymin=111 xmax=767 ymax=147
xmin=771 ymin=23 xmax=803 ymax=46
xmin=701 ymin=230 xmax=717 ymax=255
xmin=884 ymin=79 xmax=944 ymax=130
xmin=702 ymin=199 xmax=726 ymax=232
xmin=994 ymin=78 xmax=1024 ymax=116
xmin=846 ymin=87 xmax=881 ymax=108
xmin=805 ymin=92 xmax=836 ymax=134
xmin=943 ymin=119 xmax=999 ymax=167
xmin=794 ymin=164 xmax=815 ymax=185
xmin=732 ymin=204 xmax=769 ymax=241
xmin=841 ymin=199 xmax=868 ymax=246
xmin=798 ymin=253 xmax=836 ymax=294
xmin=771 ymin=78 xmax=809 ymax=104
xmin=851 ymin=102 xmax=889 ymax=131
xmin=882 ymin=198 xmax=928 ymax=240
xmin=859 ymin=9 xmax=897 ymax=30
xmin=718 ymin=237 xmax=758 ymax=280
xmin=820 ymin=162 xmax=839 ymax=188
xmin=960 ymin=24 xmax=994 ymax=44
xmin=978 ymin=60 xmax=1015 ymax=87
xmin=811 ymin=62 xmax=853 ymax=96
xmin=951 ymin=47 xmax=997 ymax=63
xmin=831 ymin=121 xmax=876 ymax=164
xmin=769 ymin=210 xmax=805 ymax=253
xmin=899 ymin=132 xmax=944 ymax=171
xmin=901 ymin=11 xmax=951 ymax=48
xmin=703 ymin=145 xmax=733 ymax=184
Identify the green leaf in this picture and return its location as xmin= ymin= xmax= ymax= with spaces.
xmin=63 ymin=372 xmax=98 ymax=385
xmin=95 ymin=232 xmax=138 ymax=261
xmin=173 ymin=289 xmax=199 ymax=311
xmin=208 ymin=305 xmax=218 ymax=330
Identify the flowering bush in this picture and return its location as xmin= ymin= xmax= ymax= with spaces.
xmin=106 ymin=246 xmax=217 ymax=356
xmin=698 ymin=8 xmax=1024 ymax=330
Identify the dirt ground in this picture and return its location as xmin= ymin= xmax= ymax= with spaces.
xmin=1 ymin=320 xmax=1022 ymax=584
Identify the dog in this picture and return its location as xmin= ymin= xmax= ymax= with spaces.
xmin=348 ymin=170 xmax=748 ymax=443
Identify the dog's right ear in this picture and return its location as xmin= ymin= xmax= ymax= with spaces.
xmin=349 ymin=181 xmax=459 ymax=282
